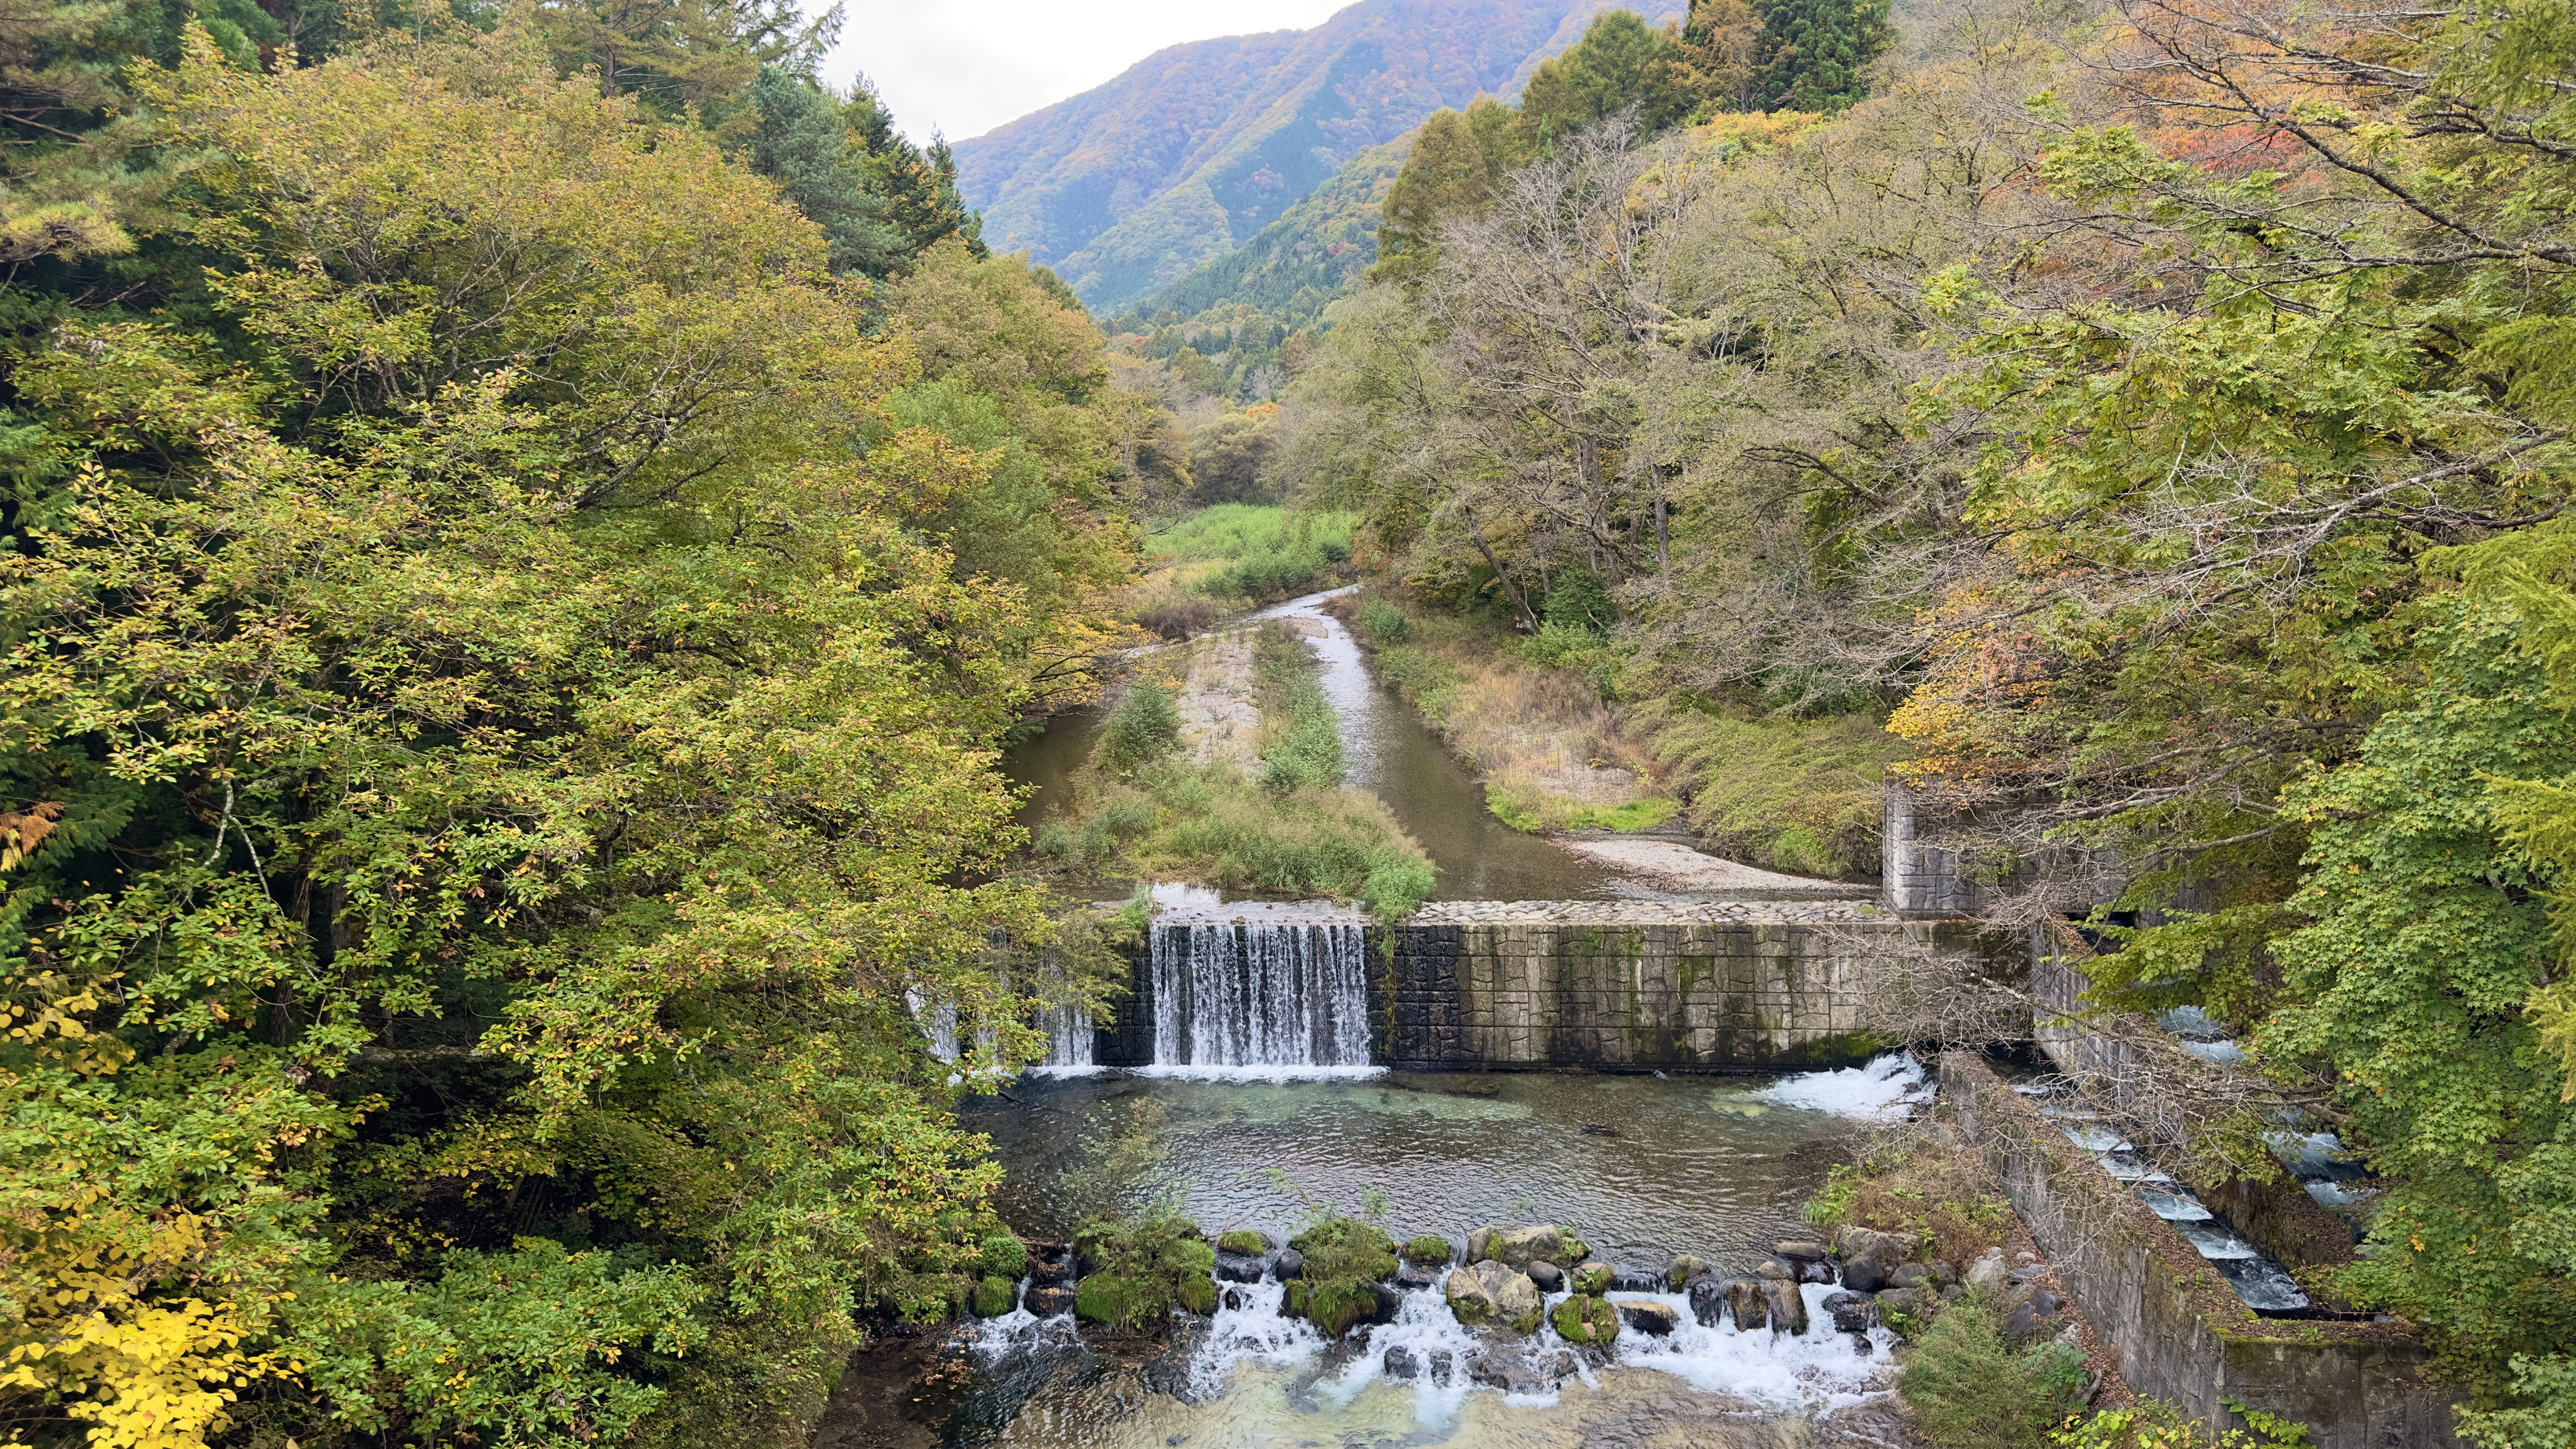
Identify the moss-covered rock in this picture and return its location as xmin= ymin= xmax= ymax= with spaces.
xmin=1445 ymin=1259 xmax=1542 ymax=1332
xmin=975 ymin=1232 xmax=1030 ymax=1282
xmin=1070 ymin=1212 xmax=1218 ymax=1331
xmin=1216 ymin=1229 xmax=1274 ymax=1257
xmin=1075 ymin=1273 xmax=1154 ymax=1327
xmin=1488 ymin=1224 xmax=1587 ymax=1270
xmin=1402 ymin=1234 xmax=1454 ymax=1266
xmin=1551 ymin=1294 xmax=1620 ymax=1346
xmin=972 ymin=1274 xmax=1018 ymax=1318
xmin=1568 ymin=1261 xmax=1612 ymax=1295
xmin=1289 ymin=1217 xmax=1399 ymax=1282
xmin=1300 ymin=1278 xmax=1393 ymax=1338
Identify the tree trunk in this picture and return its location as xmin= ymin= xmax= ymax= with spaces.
xmin=1467 ymin=518 xmax=1542 ymax=632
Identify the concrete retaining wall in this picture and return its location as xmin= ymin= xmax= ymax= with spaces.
xmin=1942 ymin=1053 xmax=2458 ymax=1448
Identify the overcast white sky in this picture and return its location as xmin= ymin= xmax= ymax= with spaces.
xmin=827 ymin=1 xmax=1356 ymax=144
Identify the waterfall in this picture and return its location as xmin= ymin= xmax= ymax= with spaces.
xmin=1147 ymin=914 xmax=1374 ymax=1075
xmin=1038 ymin=997 xmax=1095 ymax=1072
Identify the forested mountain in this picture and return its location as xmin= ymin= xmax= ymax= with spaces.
xmin=1105 ymin=139 xmax=1407 ymax=402
xmin=1282 ymin=0 xmax=2576 ymax=1439
xmin=952 ymin=0 xmax=1685 ymax=309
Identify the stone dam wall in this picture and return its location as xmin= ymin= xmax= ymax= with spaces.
xmin=1094 ymin=900 xmax=2002 ymax=1071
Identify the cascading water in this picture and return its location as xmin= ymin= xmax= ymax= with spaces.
xmin=1146 ymin=907 xmax=1374 ymax=1075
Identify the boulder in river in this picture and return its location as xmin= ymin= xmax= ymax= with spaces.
xmin=1445 ymin=1259 xmax=1544 ymax=1332
xmin=1551 ymin=1294 xmax=1620 ymax=1347
xmin=1216 ymin=1229 xmax=1274 ymax=1256
xmin=1613 ymin=1298 xmax=1679 ymax=1335
xmin=1465 ymin=1225 xmax=1499 ymax=1264
xmin=1525 ymin=1260 xmax=1565 ymax=1294
xmin=1685 ymin=1273 xmax=1728 ymax=1327
xmin=1724 ymin=1278 xmax=1769 ymax=1332
xmin=1663 ymin=1254 xmax=1709 ymax=1290
xmin=1403 ymin=1234 xmax=1455 ymax=1266
xmin=1823 ymin=1290 xmax=1874 ymax=1334
xmin=1488 ymin=1224 xmax=1588 ymax=1271
xmin=1754 ymin=1259 xmax=1794 ymax=1282
xmin=1214 ymin=1251 xmax=1266 ymax=1284
xmin=1761 ymin=1277 xmax=1809 ymax=1335
xmin=1568 ymin=1260 xmax=1612 ymax=1296
xmin=1022 ymin=1284 xmax=1075 ymax=1317
xmin=1466 ymin=1337 xmax=1567 ymax=1394
xmin=1777 ymin=1240 xmax=1835 ymax=1283
xmin=1834 ymin=1225 xmax=1911 ymax=1293
xmin=1274 ymin=1247 xmax=1305 ymax=1281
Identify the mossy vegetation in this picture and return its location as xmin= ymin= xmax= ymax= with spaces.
xmin=1284 ymin=1213 xmax=1402 ymax=1337
xmin=1551 ymin=1294 xmax=1620 ymax=1344
xmin=1071 ymin=1211 xmax=1219 ymax=1331
xmin=1216 ymin=1229 xmax=1273 ymax=1256
xmin=1802 ymin=1129 xmax=2011 ymax=1268
xmin=971 ymin=1276 xmax=1017 ymax=1318
xmin=1402 ymin=1234 xmax=1454 ymax=1265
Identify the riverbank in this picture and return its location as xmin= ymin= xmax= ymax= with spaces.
xmin=1329 ymin=588 xmax=1905 ymax=881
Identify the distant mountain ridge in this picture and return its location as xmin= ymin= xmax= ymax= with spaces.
xmin=953 ymin=0 xmax=1686 ymax=309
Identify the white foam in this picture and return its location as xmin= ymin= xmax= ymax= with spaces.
xmin=1315 ymin=1276 xmax=1485 ymax=1425
xmin=1187 ymin=1279 xmax=1327 ymax=1399
xmin=1609 ymin=1282 xmax=1895 ymax=1408
xmin=1125 ymin=1063 xmax=1387 ymax=1082
xmin=1752 ymin=1053 xmax=1932 ymax=1121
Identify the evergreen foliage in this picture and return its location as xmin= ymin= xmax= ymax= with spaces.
xmin=746 ymin=64 xmax=905 ymax=276
xmin=1749 ymin=0 xmax=1891 ymax=113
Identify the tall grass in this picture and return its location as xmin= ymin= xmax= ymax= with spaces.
xmin=1253 ymin=625 xmax=1345 ymax=791
xmin=1146 ymin=505 xmax=1360 ymax=602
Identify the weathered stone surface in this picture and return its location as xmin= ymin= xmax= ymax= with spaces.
xmin=1762 ymin=1277 xmax=1810 ymax=1335
xmin=1823 ymin=1290 xmax=1875 ymax=1334
xmin=1466 ymin=1337 xmax=1567 ymax=1394
xmin=1664 ymin=1253 xmax=1709 ymax=1290
xmin=1491 ymin=1224 xmax=1587 ymax=1270
xmin=1835 ymin=1225 xmax=1911 ymax=1293
xmin=1614 ymin=1298 xmax=1680 ymax=1335
xmin=1384 ymin=1344 xmax=1420 ymax=1380
xmin=1464 ymin=1226 xmax=1497 ymax=1265
xmin=1525 ymin=1260 xmax=1564 ymax=1294
xmin=2004 ymin=1287 xmax=2064 ymax=1342
xmin=1022 ymin=1284 xmax=1075 ymax=1317
xmin=1967 ymin=1247 xmax=2010 ymax=1293
xmin=1875 ymin=1286 xmax=1929 ymax=1324
xmin=1273 ymin=1247 xmax=1304 ymax=1281
xmin=1754 ymin=1259 xmax=1794 ymax=1282
xmin=1568 ymin=1260 xmax=1612 ymax=1296
xmin=1724 ymin=1278 xmax=1769 ymax=1332
xmin=1213 ymin=1250 xmax=1266 ymax=1284
xmin=1446 ymin=1259 xmax=1543 ymax=1332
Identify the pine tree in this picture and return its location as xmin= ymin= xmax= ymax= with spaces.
xmin=745 ymin=65 xmax=906 ymax=276
xmin=1751 ymin=0 xmax=1892 ymax=113
xmin=1515 ymin=9 xmax=1695 ymax=147
xmin=842 ymin=80 xmax=986 ymax=260
xmin=1374 ymin=95 xmax=1525 ymax=279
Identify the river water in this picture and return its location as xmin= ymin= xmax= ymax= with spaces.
xmin=1005 ymin=589 xmax=1612 ymax=901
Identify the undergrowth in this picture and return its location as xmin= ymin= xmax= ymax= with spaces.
xmin=2051 ymin=1401 xmax=2314 ymax=1449
xmin=1146 ymin=505 xmax=1359 ymax=602
xmin=1631 ymin=697 xmax=1906 ymax=879
xmin=1253 ymin=625 xmax=1345 ymax=791
xmin=1803 ymin=1130 xmax=2012 ymax=1269
xmin=1899 ymin=1288 xmax=2090 ymax=1449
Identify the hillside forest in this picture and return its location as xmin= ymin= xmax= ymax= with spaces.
xmin=2 ymin=0 xmax=2575 ymax=1447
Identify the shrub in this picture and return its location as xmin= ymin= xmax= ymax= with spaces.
xmin=1899 ymin=1290 xmax=2089 ymax=1449
xmin=2051 ymin=1400 xmax=2313 ymax=1449
xmin=1135 ymin=592 xmax=1221 ymax=640
xmin=1805 ymin=1130 xmax=2010 ymax=1267
xmin=1356 ymin=598 xmax=1411 ymax=642
xmin=1098 ymin=682 xmax=1181 ymax=770
xmin=973 ymin=1232 xmax=1029 ymax=1281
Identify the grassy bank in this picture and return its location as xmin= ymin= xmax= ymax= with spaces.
xmin=1339 ymin=587 xmax=1903 ymax=877
xmin=1031 ymin=623 xmax=1435 ymax=921
xmin=1340 ymin=591 xmax=1680 ymax=834
xmin=1133 ymin=506 xmax=1361 ymax=625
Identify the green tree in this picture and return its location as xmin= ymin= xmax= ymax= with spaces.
xmin=1373 ymin=95 xmax=1524 ymax=278
xmin=1517 ymin=9 xmax=1694 ymax=147
xmin=843 ymin=79 xmax=986 ymax=258
xmin=745 ymin=64 xmax=906 ymax=276
xmin=1751 ymin=0 xmax=1889 ymax=112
